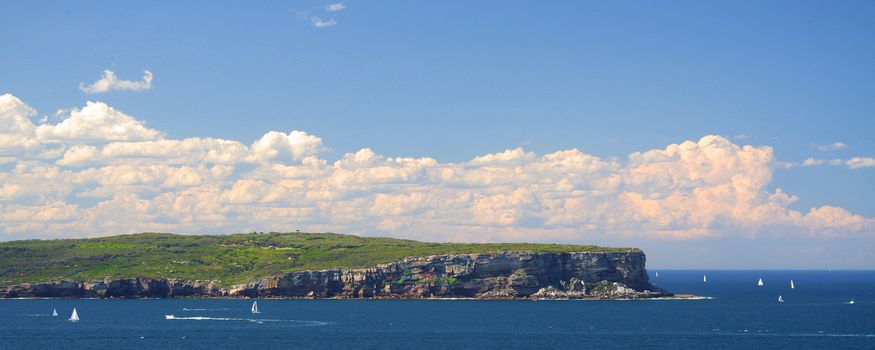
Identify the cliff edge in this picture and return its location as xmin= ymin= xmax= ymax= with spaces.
xmin=0 ymin=251 xmax=670 ymax=299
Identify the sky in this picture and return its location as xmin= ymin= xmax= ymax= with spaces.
xmin=1 ymin=1 xmax=873 ymax=268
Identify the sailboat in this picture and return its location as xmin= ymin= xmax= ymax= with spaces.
xmin=52 ymin=308 xmax=58 ymax=317
xmin=790 ymin=280 xmax=795 ymax=289
xmin=69 ymin=308 xmax=79 ymax=322
xmin=703 ymin=274 xmax=707 ymax=283
xmin=655 ymin=271 xmax=659 ymax=278
xmin=757 ymin=278 xmax=764 ymax=286
xmin=777 ymin=295 xmax=784 ymax=303
xmin=251 ymin=300 xmax=260 ymax=314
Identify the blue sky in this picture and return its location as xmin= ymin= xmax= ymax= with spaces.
xmin=1 ymin=1 xmax=873 ymax=268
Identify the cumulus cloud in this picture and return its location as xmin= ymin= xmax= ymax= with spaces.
xmin=248 ymin=130 xmax=325 ymax=163
xmin=36 ymin=101 xmax=164 ymax=143
xmin=0 ymin=94 xmax=40 ymax=153
xmin=56 ymin=138 xmax=248 ymax=167
xmin=79 ymin=70 xmax=154 ymax=94
xmin=0 ymin=93 xmax=873 ymax=241
xmin=469 ymin=148 xmax=535 ymax=166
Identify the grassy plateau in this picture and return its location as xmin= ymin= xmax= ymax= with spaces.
xmin=0 ymin=232 xmax=638 ymax=287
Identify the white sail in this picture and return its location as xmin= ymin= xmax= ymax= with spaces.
xmin=69 ymin=308 xmax=79 ymax=322
xmin=778 ymin=295 xmax=784 ymax=303
xmin=790 ymin=280 xmax=795 ymax=289
xmin=251 ymin=300 xmax=259 ymax=314
xmin=757 ymin=278 xmax=764 ymax=286
xmin=655 ymin=271 xmax=659 ymax=277
xmin=52 ymin=308 xmax=58 ymax=317
xmin=703 ymin=274 xmax=707 ymax=283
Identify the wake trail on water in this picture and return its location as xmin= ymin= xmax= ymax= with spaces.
xmin=166 ymin=316 xmax=329 ymax=326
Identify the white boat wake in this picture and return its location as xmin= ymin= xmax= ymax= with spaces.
xmin=164 ymin=315 xmax=328 ymax=326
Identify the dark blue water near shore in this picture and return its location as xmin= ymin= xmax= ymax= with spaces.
xmin=1 ymin=270 xmax=873 ymax=349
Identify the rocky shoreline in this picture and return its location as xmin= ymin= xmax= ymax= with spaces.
xmin=0 ymin=251 xmax=672 ymax=300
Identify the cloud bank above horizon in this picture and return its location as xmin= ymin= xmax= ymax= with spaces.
xmin=0 ymin=93 xmax=872 ymax=242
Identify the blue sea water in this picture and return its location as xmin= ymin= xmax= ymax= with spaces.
xmin=1 ymin=270 xmax=873 ymax=349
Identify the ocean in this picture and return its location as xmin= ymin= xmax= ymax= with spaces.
xmin=1 ymin=270 xmax=873 ymax=349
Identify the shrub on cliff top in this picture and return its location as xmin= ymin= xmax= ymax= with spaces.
xmin=0 ymin=231 xmax=638 ymax=287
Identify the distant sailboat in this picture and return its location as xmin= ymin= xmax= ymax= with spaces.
xmin=757 ymin=278 xmax=764 ymax=286
xmin=655 ymin=271 xmax=659 ymax=278
xmin=703 ymin=274 xmax=707 ymax=283
xmin=790 ymin=280 xmax=795 ymax=289
xmin=251 ymin=300 xmax=260 ymax=314
xmin=52 ymin=308 xmax=58 ymax=317
xmin=778 ymin=295 xmax=784 ymax=303
xmin=69 ymin=308 xmax=79 ymax=322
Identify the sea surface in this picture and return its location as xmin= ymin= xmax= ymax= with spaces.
xmin=1 ymin=270 xmax=873 ymax=349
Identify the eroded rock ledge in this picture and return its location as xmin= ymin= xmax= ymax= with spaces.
xmin=0 ymin=251 xmax=670 ymax=299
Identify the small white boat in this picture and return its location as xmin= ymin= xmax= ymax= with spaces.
xmin=703 ymin=274 xmax=707 ymax=283
xmin=52 ymin=308 xmax=58 ymax=317
xmin=69 ymin=308 xmax=79 ymax=322
xmin=790 ymin=280 xmax=795 ymax=289
xmin=778 ymin=295 xmax=784 ymax=303
xmin=165 ymin=314 xmax=176 ymax=320
xmin=757 ymin=278 xmax=764 ymax=286
xmin=251 ymin=300 xmax=260 ymax=314
xmin=849 ymin=300 xmax=855 ymax=305
xmin=655 ymin=271 xmax=659 ymax=278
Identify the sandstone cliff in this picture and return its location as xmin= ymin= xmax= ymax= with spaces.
xmin=0 ymin=251 xmax=670 ymax=299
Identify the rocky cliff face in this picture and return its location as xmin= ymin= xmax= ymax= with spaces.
xmin=0 ymin=251 xmax=670 ymax=299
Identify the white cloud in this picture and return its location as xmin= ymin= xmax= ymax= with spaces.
xmin=846 ymin=157 xmax=875 ymax=169
xmin=35 ymin=101 xmax=164 ymax=143
xmin=79 ymin=70 xmax=153 ymax=94
xmin=248 ymin=130 xmax=325 ymax=164
xmin=311 ymin=17 xmax=337 ymax=28
xmin=326 ymin=3 xmax=346 ymax=12
xmin=469 ymin=148 xmax=535 ymax=166
xmin=0 ymin=93 xmax=873 ymax=242
xmin=816 ymin=142 xmax=848 ymax=152
xmin=801 ymin=158 xmax=822 ymax=167
xmin=0 ymin=94 xmax=40 ymax=154
xmin=797 ymin=157 xmax=872 ymax=169
xmin=56 ymin=138 xmax=248 ymax=167
xmin=299 ymin=4 xmax=344 ymax=28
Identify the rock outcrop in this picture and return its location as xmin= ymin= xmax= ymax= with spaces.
xmin=0 ymin=251 xmax=670 ymax=299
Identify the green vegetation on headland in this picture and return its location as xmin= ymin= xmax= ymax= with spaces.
xmin=0 ymin=232 xmax=638 ymax=287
